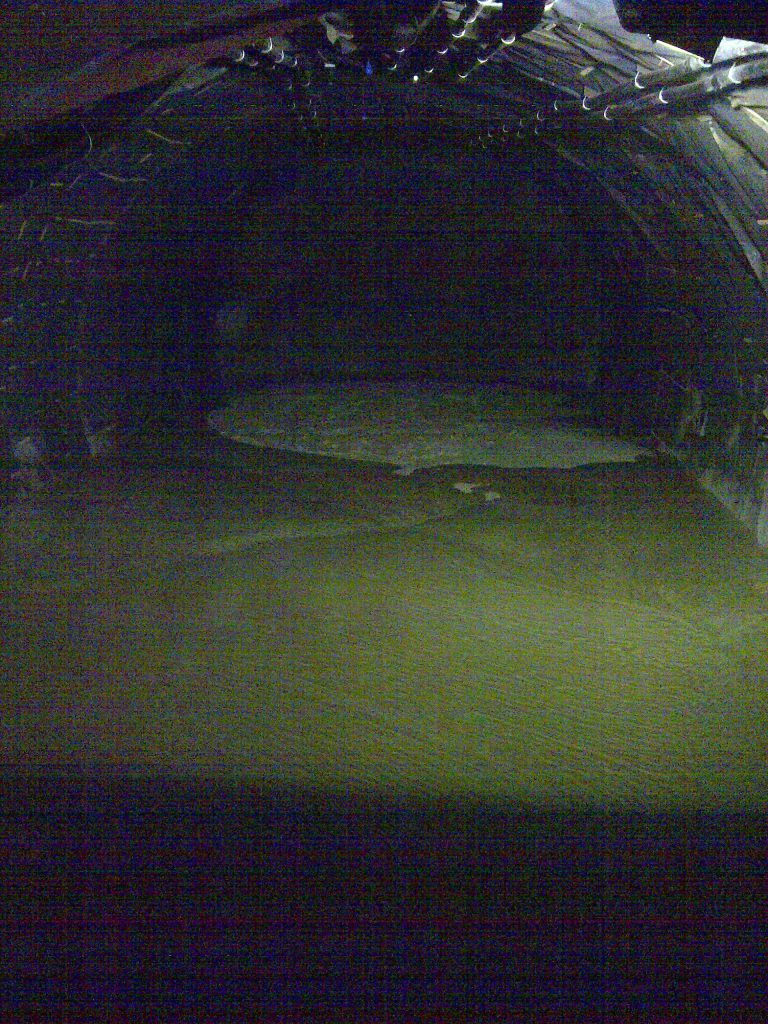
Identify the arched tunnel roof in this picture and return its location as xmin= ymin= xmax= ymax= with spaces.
xmin=0 ymin=6 xmax=763 ymax=481
xmin=1 ymin=1 xmax=767 ymax=380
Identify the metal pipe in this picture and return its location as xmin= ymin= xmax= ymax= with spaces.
xmin=528 ymin=53 xmax=768 ymax=129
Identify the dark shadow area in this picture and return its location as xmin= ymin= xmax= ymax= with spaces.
xmin=1 ymin=774 xmax=766 ymax=1022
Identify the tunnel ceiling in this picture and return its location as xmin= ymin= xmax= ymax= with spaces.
xmin=1 ymin=0 xmax=768 ymax=362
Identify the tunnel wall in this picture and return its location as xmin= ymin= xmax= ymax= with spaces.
xmin=667 ymin=281 xmax=768 ymax=549
xmin=583 ymin=182 xmax=768 ymax=549
xmin=0 ymin=70 xmax=292 ymax=462
xmin=544 ymin=99 xmax=768 ymax=550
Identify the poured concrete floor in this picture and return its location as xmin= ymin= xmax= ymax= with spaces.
xmin=2 ymin=438 xmax=768 ymax=810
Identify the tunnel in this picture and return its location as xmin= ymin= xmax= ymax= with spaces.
xmin=2 ymin=3 xmax=768 ymax=1021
